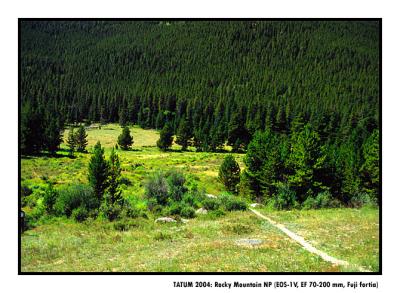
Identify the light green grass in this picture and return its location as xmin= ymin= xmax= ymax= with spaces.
xmin=257 ymin=207 xmax=380 ymax=272
xmin=22 ymin=212 xmax=339 ymax=272
xmin=22 ymin=124 xmax=244 ymax=196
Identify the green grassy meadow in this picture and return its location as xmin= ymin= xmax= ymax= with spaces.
xmin=20 ymin=124 xmax=379 ymax=272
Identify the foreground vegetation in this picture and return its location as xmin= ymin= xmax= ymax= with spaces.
xmin=21 ymin=125 xmax=379 ymax=272
xmin=21 ymin=208 xmax=378 ymax=272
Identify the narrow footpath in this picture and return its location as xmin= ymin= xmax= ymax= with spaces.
xmin=249 ymin=208 xmax=371 ymax=272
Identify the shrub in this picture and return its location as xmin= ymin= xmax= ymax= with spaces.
xmin=54 ymin=184 xmax=99 ymax=217
xmin=100 ymin=202 xmax=123 ymax=221
xmin=302 ymin=190 xmax=340 ymax=210
xmin=202 ymin=198 xmax=221 ymax=211
xmin=224 ymin=223 xmax=254 ymax=235
xmin=153 ymin=231 xmax=173 ymax=241
xmin=350 ymin=192 xmax=377 ymax=208
xmin=144 ymin=172 xmax=169 ymax=205
xmin=208 ymin=208 xmax=226 ymax=219
xmin=113 ymin=219 xmax=138 ymax=231
xmin=180 ymin=206 xmax=196 ymax=218
xmin=166 ymin=170 xmax=188 ymax=201
xmin=43 ymin=184 xmax=58 ymax=214
xmin=219 ymin=194 xmax=247 ymax=211
xmin=71 ymin=206 xmax=88 ymax=222
xmin=273 ymin=183 xmax=298 ymax=210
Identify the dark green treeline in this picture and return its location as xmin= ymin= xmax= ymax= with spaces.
xmin=20 ymin=20 xmax=380 ymax=203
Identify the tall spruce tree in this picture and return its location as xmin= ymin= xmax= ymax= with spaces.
xmin=218 ymin=155 xmax=241 ymax=193
xmin=175 ymin=118 xmax=192 ymax=151
xmin=66 ymin=127 xmax=76 ymax=156
xmin=118 ymin=126 xmax=133 ymax=150
xmin=157 ymin=122 xmax=174 ymax=151
xmin=75 ymin=125 xmax=88 ymax=152
xmin=88 ymin=141 xmax=109 ymax=201
xmin=243 ymin=130 xmax=282 ymax=201
xmin=45 ymin=117 xmax=62 ymax=154
xmin=360 ymin=129 xmax=379 ymax=202
xmin=287 ymin=123 xmax=326 ymax=201
xmin=107 ymin=148 xmax=122 ymax=204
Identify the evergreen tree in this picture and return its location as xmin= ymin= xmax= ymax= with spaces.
xmin=66 ymin=127 xmax=76 ymax=156
xmin=88 ymin=141 xmax=109 ymax=201
xmin=75 ymin=125 xmax=88 ymax=152
xmin=119 ymin=108 xmax=128 ymax=127
xmin=287 ymin=123 xmax=326 ymax=201
xmin=157 ymin=122 xmax=174 ymax=151
xmin=227 ymin=112 xmax=251 ymax=153
xmin=117 ymin=126 xmax=133 ymax=150
xmin=107 ymin=148 xmax=122 ymax=204
xmin=44 ymin=117 xmax=62 ymax=154
xmin=219 ymin=155 xmax=241 ymax=193
xmin=175 ymin=118 xmax=192 ymax=151
xmin=360 ymin=129 xmax=379 ymax=201
xmin=243 ymin=130 xmax=282 ymax=201
xmin=21 ymin=102 xmax=45 ymax=154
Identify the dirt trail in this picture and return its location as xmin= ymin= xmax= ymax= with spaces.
xmin=249 ymin=208 xmax=371 ymax=272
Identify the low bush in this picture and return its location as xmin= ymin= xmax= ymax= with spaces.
xmin=224 ymin=223 xmax=254 ymax=235
xmin=350 ymin=192 xmax=378 ymax=208
xmin=302 ymin=191 xmax=341 ymax=210
xmin=144 ymin=172 xmax=169 ymax=205
xmin=100 ymin=202 xmax=123 ymax=221
xmin=43 ymin=184 xmax=58 ymax=214
xmin=219 ymin=194 xmax=247 ymax=211
xmin=112 ymin=219 xmax=138 ymax=231
xmin=153 ymin=231 xmax=173 ymax=241
xmin=273 ymin=183 xmax=299 ymax=210
xmin=206 ymin=208 xmax=226 ymax=219
xmin=54 ymin=184 xmax=99 ymax=217
xmin=180 ymin=206 xmax=196 ymax=218
xmin=71 ymin=206 xmax=88 ymax=222
xmin=202 ymin=198 xmax=221 ymax=211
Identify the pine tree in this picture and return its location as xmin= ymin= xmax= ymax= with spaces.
xmin=107 ymin=148 xmax=122 ymax=204
xmin=218 ymin=155 xmax=241 ymax=193
xmin=243 ymin=130 xmax=282 ymax=201
xmin=88 ymin=141 xmax=109 ymax=201
xmin=157 ymin=122 xmax=174 ymax=151
xmin=119 ymin=108 xmax=128 ymax=127
xmin=117 ymin=126 xmax=133 ymax=150
xmin=45 ymin=117 xmax=62 ymax=154
xmin=75 ymin=125 xmax=88 ymax=152
xmin=175 ymin=118 xmax=192 ymax=151
xmin=227 ymin=112 xmax=251 ymax=153
xmin=287 ymin=123 xmax=326 ymax=201
xmin=360 ymin=129 xmax=379 ymax=202
xmin=66 ymin=127 xmax=76 ymax=156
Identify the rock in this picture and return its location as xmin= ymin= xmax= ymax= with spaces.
xmin=155 ymin=217 xmax=176 ymax=223
xmin=250 ymin=203 xmax=262 ymax=208
xmin=205 ymin=194 xmax=217 ymax=199
xmin=235 ymin=238 xmax=263 ymax=247
xmin=195 ymin=208 xmax=208 ymax=215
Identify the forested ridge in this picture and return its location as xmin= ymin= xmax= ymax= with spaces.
xmin=20 ymin=20 xmax=380 ymax=206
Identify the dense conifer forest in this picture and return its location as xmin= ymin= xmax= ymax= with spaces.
xmin=20 ymin=20 xmax=380 ymax=206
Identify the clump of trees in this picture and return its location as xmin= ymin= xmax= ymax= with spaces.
xmin=237 ymin=123 xmax=380 ymax=209
xmin=66 ymin=125 xmax=88 ymax=156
